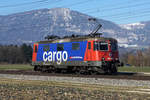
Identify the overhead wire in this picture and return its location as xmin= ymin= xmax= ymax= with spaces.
xmin=98 ymin=7 xmax=150 ymax=18
xmin=112 ymin=13 xmax=150 ymax=21
xmin=78 ymin=0 xmax=150 ymax=24
xmin=0 ymin=0 xmax=149 ymax=24
xmin=0 ymin=0 xmax=49 ymax=8
xmin=59 ymin=0 xmax=94 ymax=8
xmin=0 ymin=0 xmax=93 ymax=9
xmin=95 ymin=10 xmax=150 ymax=24
xmin=81 ymin=0 xmax=137 ymax=12
xmin=85 ymin=1 xmax=150 ymax=14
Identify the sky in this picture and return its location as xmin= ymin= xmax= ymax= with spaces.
xmin=0 ymin=0 xmax=150 ymax=24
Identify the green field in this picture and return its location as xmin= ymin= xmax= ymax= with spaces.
xmin=118 ymin=66 xmax=150 ymax=73
xmin=0 ymin=78 xmax=149 ymax=100
xmin=0 ymin=64 xmax=33 ymax=70
xmin=0 ymin=64 xmax=150 ymax=73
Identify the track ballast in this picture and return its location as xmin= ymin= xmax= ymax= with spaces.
xmin=0 ymin=70 xmax=150 ymax=81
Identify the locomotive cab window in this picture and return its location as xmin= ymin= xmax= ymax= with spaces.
xmin=94 ymin=41 xmax=99 ymax=50
xmin=57 ymin=44 xmax=64 ymax=51
xmin=111 ymin=42 xmax=118 ymax=51
xmin=99 ymin=42 xmax=108 ymax=51
xmin=94 ymin=41 xmax=108 ymax=51
xmin=88 ymin=42 xmax=91 ymax=49
xmin=72 ymin=43 xmax=80 ymax=50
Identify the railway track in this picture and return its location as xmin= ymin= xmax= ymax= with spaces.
xmin=0 ymin=70 xmax=150 ymax=81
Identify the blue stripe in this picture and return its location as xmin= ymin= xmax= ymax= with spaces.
xmin=36 ymin=41 xmax=87 ymax=62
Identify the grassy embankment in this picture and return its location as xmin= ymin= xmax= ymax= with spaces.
xmin=0 ymin=64 xmax=150 ymax=73
xmin=118 ymin=66 xmax=150 ymax=73
xmin=0 ymin=64 xmax=33 ymax=70
xmin=0 ymin=78 xmax=150 ymax=99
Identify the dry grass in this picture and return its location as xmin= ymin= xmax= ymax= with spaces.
xmin=0 ymin=78 xmax=150 ymax=100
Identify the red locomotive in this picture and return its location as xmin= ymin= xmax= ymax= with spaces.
xmin=32 ymin=18 xmax=121 ymax=74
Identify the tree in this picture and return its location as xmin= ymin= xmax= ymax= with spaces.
xmin=20 ymin=44 xmax=33 ymax=63
xmin=127 ymin=54 xmax=136 ymax=66
xmin=0 ymin=44 xmax=33 ymax=64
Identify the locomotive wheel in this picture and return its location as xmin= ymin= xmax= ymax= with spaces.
xmin=41 ymin=67 xmax=47 ymax=72
xmin=60 ymin=69 xmax=67 ymax=73
xmin=111 ymin=64 xmax=117 ymax=74
xmin=102 ymin=65 xmax=111 ymax=74
xmin=75 ymin=68 xmax=86 ymax=75
xmin=90 ymin=71 xmax=98 ymax=75
xmin=112 ymin=66 xmax=117 ymax=73
xmin=34 ymin=66 xmax=37 ymax=71
xmin=75 ymin=69 xmax=82 ymax=75
xmin=107 ymin=68 xmax=112 ymax=75
xmin=103 ymin=66 xmax=112 ymax=75
xmin=34 ymin=66 xmax=41 ymax=71
xmin=47 ymin=66 xmax=55 ymax=73
xmin=75 ymin=69 xmax=84 ymax=74
xmin=75 ymin=70 xmax=81 ymax=75
xmin=74 ymin=67 xmax=81 ymax=75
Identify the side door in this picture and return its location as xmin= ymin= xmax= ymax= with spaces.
xmin=86 ymin=41 xmax=92 ymax=61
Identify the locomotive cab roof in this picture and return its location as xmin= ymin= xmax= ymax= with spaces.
xmin=37 ymin=36 xmax=117 ymax=44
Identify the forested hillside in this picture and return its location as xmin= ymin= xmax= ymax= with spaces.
xmin=0 ymin=44 xmax=32 ymax=64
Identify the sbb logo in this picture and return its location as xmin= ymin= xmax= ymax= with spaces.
xmin=43 ymin=51 xmax=68 ymax=64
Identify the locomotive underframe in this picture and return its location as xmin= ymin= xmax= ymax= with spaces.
xmin=32 ymin=60 xmax=118 ymax=74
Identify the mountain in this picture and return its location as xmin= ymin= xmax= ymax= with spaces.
xmin=120 ymin=21 xmax=150 ymax=48
xmin=0 ymin=8 xmax=149 ymax=48
xmin=0 ymin=8 xmax=118 ymax=44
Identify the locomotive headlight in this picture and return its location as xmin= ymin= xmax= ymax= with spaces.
xmin=107 ymin=58 xmax=112 ymax=60
xmin=102 ymin=57 xmax=105 ymax=61
xmin=115 ymin=58 xmax=118 ymax=60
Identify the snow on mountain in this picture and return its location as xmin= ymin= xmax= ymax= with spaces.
xmin=120 ymin=22 xmax=146 ymax=30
